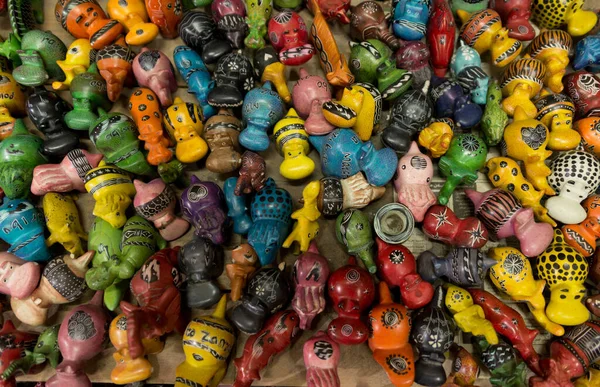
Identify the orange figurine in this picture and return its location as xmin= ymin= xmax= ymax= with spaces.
xmin=145 ymin=0 xmax=182 ymax=39
xmin=225 ymin=244 xmax=258 ymax=302
xmin=368 ymin=281 xmax=415 ymax=387
xmin=97 ymin=42 xmax=135 ymax=102
xmin=563 ymin=194 xmax=600 ymax=257
xmin=576 ymin=117 xmax=600 ymax=158
xmin=128 ymin=88 xmax=173 ymax=166
xmin=443 ymin=344 xmax=480 ymax=387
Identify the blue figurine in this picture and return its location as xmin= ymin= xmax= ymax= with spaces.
xmin=248 ymin=178 xmax=293 ymax=266
xmin=224 ymin=177 xmax=252 ymax=235
xmin=450 ymin=43 xmax=489 ymax=105
xmin=173 ymin=45 xmax=216 ymax=120
xmin=573 ymin=35 xmax=600 ymax=71
xmin=240 ymin=82 xmax=285 ymax=152
xmin=430 ymin=76 xmax=482 ymax=129
xmin=309 ymin=129 xmax=398 ymax=187
xmin=0 ymin=199 xmax=50 ymax=262
xmin=392 ymin=0 xmax=429 ymax=41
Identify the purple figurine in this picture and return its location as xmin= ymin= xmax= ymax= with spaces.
xmin=395 ymin=41 xmax=433 ymax=91
xmin=430 ymin=75 xmax=482 ymax=129
xmin=180 ymin=176 xmax=228 ymax=245
xmin=133 ymin=179 xmax=190 ymax=242
xmin=466 ymin=188 xmax=553 ymax=257
xmin=132 ymin=48 xmax=177 ymax=107
xmin=211 ymin=0 xmax=247 ymax=49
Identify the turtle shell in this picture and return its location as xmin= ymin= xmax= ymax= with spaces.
xmin=500 ymin=58 xmax=546 ymax=91
xmin=534 ymin=93 xmax=575 ymax=121
xmin=529 ymin=29 xmax=573 ymax=58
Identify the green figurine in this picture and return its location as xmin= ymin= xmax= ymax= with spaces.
xmin=65 ymin=63 xmax=112 ymax=131
xmin=86 ymin=215 xmax=166 ymax=310
xmin=336 ymin=209 xmax=376 ymax=273
xmin=245 ymin=0 xmax=272 ymax=49
xmin=274 ymin=0 xmax=303 ymax=11
xmin=89 ymin=109 xmax=155 ymax=177
xmin=451 ymin=0 xmax=488 ymax=16
xmin=438 ymin=133 xmax=487 ymax=205
xmin=8 ymin=0 xmax=43 ymax=40
xmin=0 ymin=119 xmax=47 ymax=199
xmin=1 ymin=325 xmax=60 ymax=381
xmin=471 ymin=336 xmax=528 ymax=387
xmin=481 ymin=81 xmax=508 ymax=146
xmin=181 ymin=0 xmax=211 ymax=10
xmin=158 ymin=159 xmax=188 ymax=187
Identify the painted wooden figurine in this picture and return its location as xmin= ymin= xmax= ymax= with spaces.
xmin=427 ymin=0 xmax=455 ymax=77
xmin=254 ymin=46 xmax=291 ymax=104
xmin=368 ymin=282 xmax=415 ymax=387
xmin=230 ymin=264 xmax=290 ymax=334
xmin=42 ymin=193 xmax=86 ymax=257
xmin=267 ymin=11 xmax=313 ymax=66
xmin=573 ymin=34 xmax=600 ymax=71
xmin=481 ymin=81 xmax=509 ymax=146
xmin=224 ymin=177 xmax=252 ymax=235
xmin=418 ymin=118 xmax=454 ymax=158
xmin=0 ymin=321 xmax=38 ymax=387
xmin=107 ymin=0 xmax=158 ymax=45
xmin=576 ymin=117 xmax=600 ymax=157
xmin=177 ymin=10 xmax=218 ymax=53
xmin=204 ymin=109 xmax=242 ymax=173
xmin=11 ymin=251 xmax=94 ymax=326
xmin=180 ymin=177 xmax=228 ymax=245
xmin=133 ymin=179 xmax=189 ymax=241
xmin=292 ymin=242 xmax=329 ymax=329
xmin=304 ymin=331 xmax=341 ymax=387
xmin=411 ymin=286 xmax=456 ymax=387
xmin=444 ymin=345 xmax=480 ymax=387
xmin=273 ymin=108 xmax=314 ymax=180
xmin=307 ymin=0 xmax=349 ymax=22
xmin=375 ymin=238 xmax=434 ymax=309
xmin=422 ymin=205 xmax=488 ymax=249
xmin=350 ymin=1 xmax=400 ymax=50
xmin=471 ymin=336 xmax=529 ymax=387
xmin=233 ymin=311 xmax=300 ymax=387
xmin=208 ymin=52 xmax=254 ymax=108
xmin=212 ymin=0 xmax=247 ymax=49
xmin=132 ymin=48 xmax=177 ymax=107
xmin=0 ymin=252 xmax=40 ymax=299
xmin=178 ymin=237 xmax=224 ymax=309
xmin=500 ymin=58 xmax=546 ymax=118
xmin=327 ymin=256 xmax=375 ymax=345
xmin=546 ymin=150 xmax=600 ymax=224
xmin=528 ymin=30 xmax=572 ymax=93
xmin=488 ymin=247 xmax=565 ymax=336
xmin=175 ymin=296 xmax=234 ymax=387
xmin=534 ymin=93 xmax=579 ymax=151
xmin=225 ymin=244 xmax=257 ymax=302
xmin=430 ymin=76 xmax=482 ymax=129
xmin=467 ymin=188 xmax=553 ymax=257
xmin=234 ymin=151 xmax=267 ymax=195
xmin=418 ymin=248 xmax=496 ymax=287
xmin=445 ymin=284 xmax=499 ymax=345
xmin=64 ymin=64 xmax=112 ymax=132
xmin=382 ymin=88 xmax=432 ymax=153
xmin=291 ymin=68 xmax=334 ymax=135
xmin=395 ymin=42 xmax=432 ymax=91
xmin=490 ymin=0 xmax=534 ymax=40
xmin=532 ymin=0 xmax=597 ymax=36
xmin=564 ymin=71 xmax=600 ymax=119
xmin=52 ymin=39 xmax=92 ymax=91
xmin=240 ymin=82 xmax=285 ymax=152
xmin=174 ymin=45 xmax=216 ymax=120
xmin=96 ymin=43 xmax=135 ymax=102
xmin=145 ymin=0 xmax=182 ymax=38
xmin=315 ymin=173 xmax=386 ymax=218
xmin=283 ymin=181 xmax=321 ymax=253
xmin=392 ymin=0 xmax=428 ymax=41
xmin=450 ymin=43 xmax=490 ymax=105
xmin=163 ymin=98 xmax=206 ymax=164
xmin=247 ymin=178 xmax=293 ymax=266
xmin=244 ymin=0 xmax=272 ymax=49
xmin=437 ymin=133 xmax=487 ymax=205
xmin=0 ymin=199 xmax=51 ymax=262
xmin=563 ymin=195 xmax=600 ymax=257
xmin=336 ymin=209 xmax=376 ymax=274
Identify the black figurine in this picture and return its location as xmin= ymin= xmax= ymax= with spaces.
xmin=177 ymin=10 xmax=232 ymax=64
xmin=230 ymin=264 xmax=290 ymax=334
xmin=382 ymin=88 xmax=432 ymax=154
xmin=417 ymin=248 xmax=496 ymax=287
xmin=178 ymin=237 xmax=224 ymax=309
xmin=208 ymin=52 xmax=254 ymax=108
xmin=26 ymin=87 xmax=79 ymax=158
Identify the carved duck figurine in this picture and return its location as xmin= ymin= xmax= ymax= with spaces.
xmin=52 ymin=39 xmax=92 ymax=91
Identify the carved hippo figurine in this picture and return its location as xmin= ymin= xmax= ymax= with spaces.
xmin=132 ymin=48 xmax=177 ymax=107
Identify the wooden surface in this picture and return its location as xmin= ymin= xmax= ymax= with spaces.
xmin=3 ymin=0 xmax=596 ymax=385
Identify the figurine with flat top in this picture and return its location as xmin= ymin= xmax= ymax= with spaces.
xmin=292 ymin=242 xmax=329 ymax=330
xmin=392 ymin=0 xmax=428 ymax=41
xmin=445 ymin=284 xmax=498 ymax=345
xmin=383 ymin=88 xmax=432 ymax=153
xmin=204 ymin=109 xmax=242 ymax=174
xmin=423 ymin=205 xmax=488 ymax=249
xmin=268 ymin=11 xmax=313 ymax=66
xmin=274 ymin=109 xmax=314 ymax=180
xmin=283 ymin=182 xmax=321 ymax=253
xmin=430 ymin=76 xmax=482 ymax=129
xmin=304 ymin=331 xmax=341 ymax=387
xmin=163 ymin=98 xmax=206 ymax=164
xmin=528 ymin=30 xmax=572 ymax=93
xmin=225 ymin=244 xmax=257 ymax=302
xmin=65 ymin=64 xmax=112 ymax=132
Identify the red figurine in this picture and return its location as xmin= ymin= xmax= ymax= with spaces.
xmin=0 ymin=320 xmax=38 ymax=387
xmin=144 ymin=0 xmax=182 ymax=39
xmin=469 ymin=289 xmax=542 ymax=376
xmin=327 ymin=256 xmax=375 ymax=346
xmin=307 ymin=0 xmax=350 ymax=23
xmin=119 ymin=247 xmax=185 ymax=359
xmin=427 ymin=0 xmax=455 ymax=77
xmin=490 ymin=0 xmax=535 ymax=40
xmin=530 ymin=321 xmax=600 ymax=387
xmin=563 ymin=194 xmax=600 ymax=257
xmin=268 ymin=11 xmax=314 ymax=66
xmin=564 ymin=71 xmax=600 ymax=119
xmin=375 ymin=238 xmax=433 ymax=309
xmin=233 ymin=310 xmax=300 ymax=387
xmin=422 ymin=205 xmax=488 ymax=249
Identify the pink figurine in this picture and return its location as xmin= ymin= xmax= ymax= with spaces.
xmin=132 ymin=48 xmax=177 ymax=107
xmin=422 ymin=205 xmax=488 ymax=249
xmin=46 ymin=291 xmax=110 ymax=387
xmin=133 ymin=179 xmax=190 ymax=241
xmin=393 ymin=142 xmax=436 ymax=222
xmin=291 ymin=68 xmax=334 ymax=135
xmin=292 ymin=242 xmax=330 ymax=330
xmin=268 ymin=11 xmax=314 ymax=66
xmin=303 ymin=330 xmax=341 ymax=387
xmin=31 ymin=149 xmax=103 ymax=196
xmin=490 ymin=0 xmax=535 ymax=41
xmin=375 ymin=237 xmax=434 ymax=309
xmin=466 ymin=188 xmax=553 ymax=257
xmin=0 ymin=252 xmax=40 ymax=299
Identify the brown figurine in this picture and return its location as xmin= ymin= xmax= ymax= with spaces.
xmin=350 ymin=1 xmax=400 ymax=50
xmin=234 ymin=151 xmax=267 ymax=196
xmin=204 ymin=109 xmax=243 ymax=174
xmin=225 ymin=244 xmax=258 ymax=302
xmin=97 ymin=43 xmax=135 ymax=102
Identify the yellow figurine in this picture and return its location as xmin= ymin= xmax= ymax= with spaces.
xmin=283 ymin=181 xmax=321 ymax=253
xmin=273 ymin=108 xmax=315 ymax=180
xmin=503 ymin=107 xmax=555 ymax=196
xmin=534 ymin=92 xmax=580 ymax=151
xmin=163 ymin=97 xmax=207 ymax=164
xmin=575 ymin=367 xmax=600 ymax=387
xmin=52 ymin=39 xmax=92 ymax=91
xmin=500 ymin=58 xmax=547 ymax=118
xmin=418 ymin=119 xmax=454 ymax=158
xmin=488 ymin=247 xmax=564 ymax=336
xmin=0 ymin=107 xmax=16 ymax=140
xmin=527 ymin=30 xmax=573 ymax=93
xmin=175 ymin=296 xmax=235 ymax=387
xmin=486 ymin=157 xmax=556 ymax=227
xmin=42 ymin=193 xmax=87 ymax=257
xmin=445 ymin=284 xmax=499 ymax=345
xmin=107 ymin=0 xmax=159 ymax=46
xmin=322 ymin=88 xmax=361 ymax=129
xmin=84 ymin=161 xmax=137 ymax=228
xmin=536 ymin=229 xmax=590 ymax=326
xmin=110 ymin=314 xmax=166 ymax=384
xmin=532 ymin=0 xmax=597 ymax=37
xmin=0 ymin=59 xmax=25 ymax=117
xmin=341 ymin=84 xmax=381 ymax=141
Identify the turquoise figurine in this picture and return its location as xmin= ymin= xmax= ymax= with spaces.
xmin=573 ymin=35 xmax=600 ymax=71
xmin=310 ymin=129 xmax=398 ymax=187
xmin=173 ymin=45 xmax=216 ymax=120
xmin=65 ymin=63 xmax=112 ymax=131
xmin=89 ymin=109 xmax=155 ymax=176
xmin=224 ymin=177 xmax=252 ymax=235
xmin=248 ymin=178 xmax=293 ymax=266
xmin=0 ymin=198 xmax=51 ymax=262
xmin=392 ymin=0 xmax=429 ymax=41
xmin=438 ymin=133 xmax=487 ymax=205
xmin=0 ymin=119 xmax=47 ymax=199
xmin=450 ymin=42 xmax=490 ymax=105
xmin=240 ymin=82 xmax=285 ymax=152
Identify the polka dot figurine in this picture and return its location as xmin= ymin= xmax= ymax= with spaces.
xmin=546 ymin=150 xmax=600 ymax=224
xmin=535 ymin=229 xmax=590 ymax=326
xmin=445 ymin=284 xmax=499 ymax=345
xmin=532 ymin=0 xmax=597 ymax=37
